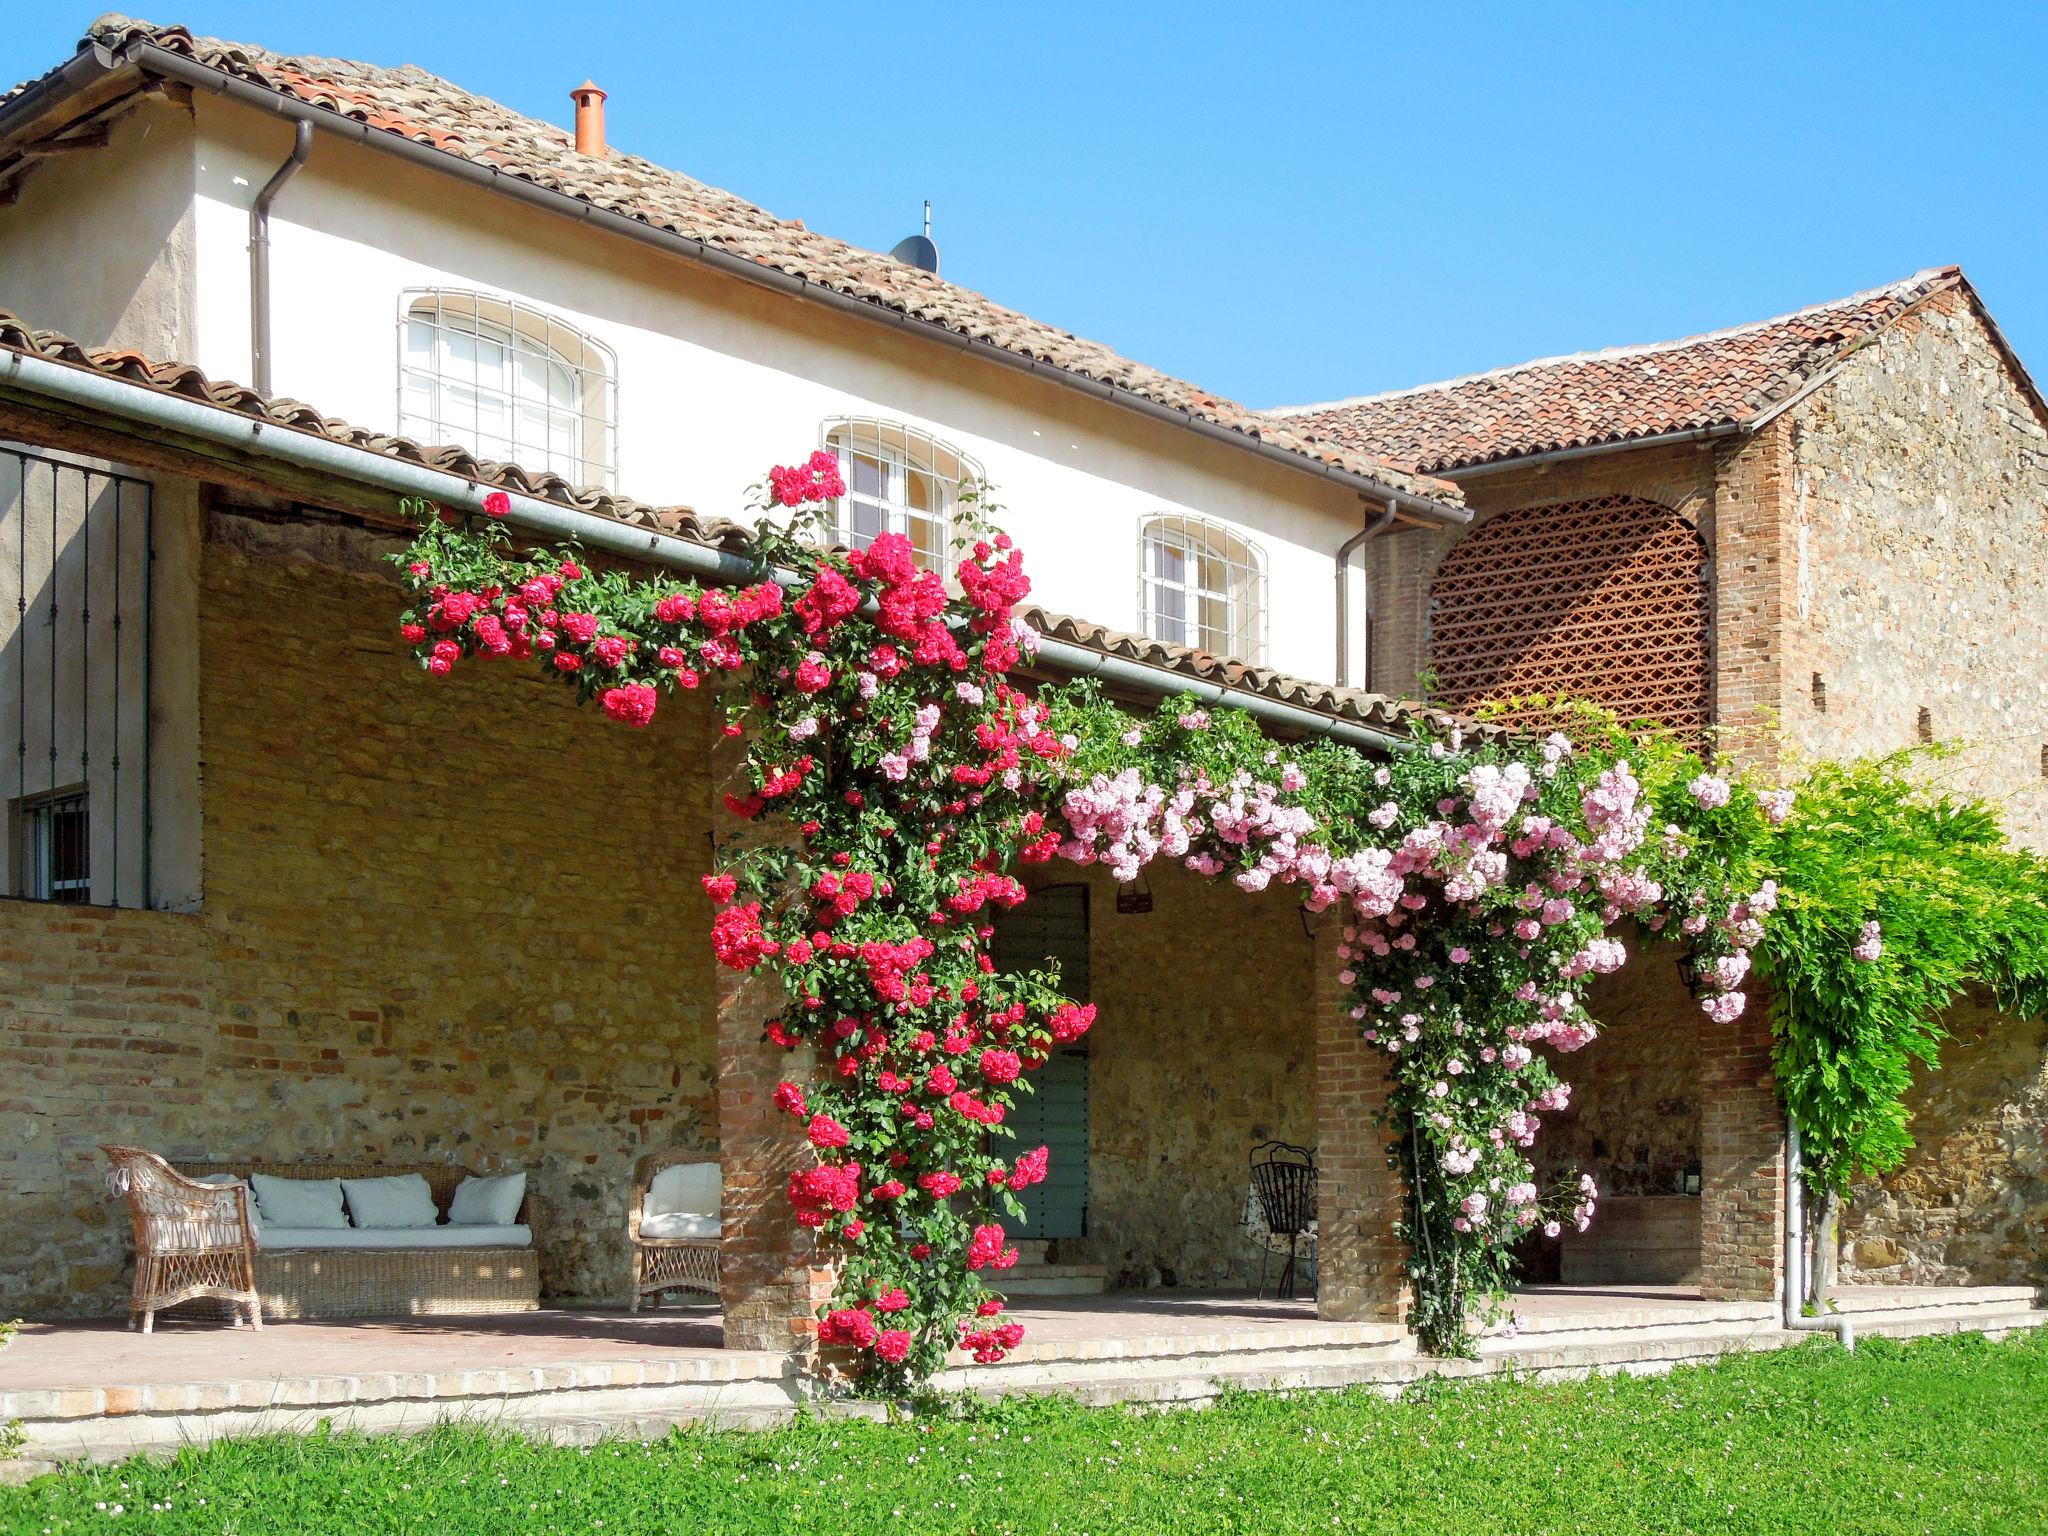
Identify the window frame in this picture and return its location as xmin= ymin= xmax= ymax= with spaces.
xmin=397 ymin=289 xmax=618 ymax=489
xmin=1137 ymin=513 xmax=1268 ymax=663
xmin=820 ymin=418 xmax=983 ymax=573
xmin=14 ymin=786 xmax=89 ymax=905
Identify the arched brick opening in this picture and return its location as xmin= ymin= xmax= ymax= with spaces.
xmin=1429 ymin=496 xmax=1710 ymax=739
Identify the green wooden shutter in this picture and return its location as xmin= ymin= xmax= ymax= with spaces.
xmin=993 ymin=885 xmax=1090 ymax=1239
xmin=1006 ymin=1050 xmax=1090 ymax=1239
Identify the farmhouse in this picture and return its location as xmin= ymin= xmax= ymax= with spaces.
xmin=0 ymin=14 xmax=2041 ymax=1464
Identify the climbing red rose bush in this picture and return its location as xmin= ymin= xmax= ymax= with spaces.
xmin=394 ymin=461 xmax=1086 ymax=1390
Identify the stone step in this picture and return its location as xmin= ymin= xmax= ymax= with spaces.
xmin=1821 ymin=1285 xmax=2037 ymax=1316
xmin=997 ymin=1262 xmax=1108 ymax=1297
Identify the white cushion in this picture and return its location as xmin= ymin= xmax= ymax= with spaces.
xmin=192 ymin=1173 xmax=262 ymax=1233
xmin=259 ymin=1224 xmax=531 ymax=1251
xmin=449 ymin=1171 xmax=526 ymax=1227
xmin=249 ymin=1173 xmax=347 ymax=1229
xmin=640 ymin=1212 xmax=720 ymax=1240
xmin=644 ymin=1161 xmax=720 ymax=1223
xmin=341 ymin=1173 xmax=440 ymax=1230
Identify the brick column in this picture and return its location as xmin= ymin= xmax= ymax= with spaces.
xmin=1698 ymin=985 xmax=1785 ymax=1301
xmin=712 ymin=747 xmax=835 ymax=1355
xmin=1710 ymin=417 xmax=1794 ymax=775
xmin=1311 ymin=920 xmax=1411 ymax=1322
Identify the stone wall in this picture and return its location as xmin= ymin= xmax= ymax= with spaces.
xmin=1781 ymin=287 xmax=2048 ymax=849
xmin=1038 ymin=862 xmax=1318 ymax=1292
xmin=2 ymin=514 xmax=721 ymax=1317
xmin=1840 ymin=997 xmax=2048 ymax=1290
xmin=1533 ymin=943 xmax=1699 ymax=1199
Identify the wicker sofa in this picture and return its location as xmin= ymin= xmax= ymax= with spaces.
xmin=176 ymin=1157 xmax=541 ymax=1320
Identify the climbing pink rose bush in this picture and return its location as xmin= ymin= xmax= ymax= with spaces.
xmin=1039 ymin=692 xmax=1781 ymax=1352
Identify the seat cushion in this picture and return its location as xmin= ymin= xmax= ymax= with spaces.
xmin=449 ymin=1171 xmax=526 ymax=1227
xmin=341 ymin=1173 xmax=440 ymax=1230
xmin=249 ymin=1173 xmax=348 ymax=1229
xmin=260 ymin=1224 xmax=531 ymax=1251
xmin=192 ymin=1173 xmax=263 ymax=1233
xmin=644 ymin=1160 xmax=720 ymax=1223
xmin=640 ymin=1212 xmax=720 ymax=1240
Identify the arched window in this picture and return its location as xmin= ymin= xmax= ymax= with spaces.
xmin=822 ymin=418 xmax=981 ymax=571
xmin=1138 ymin=514 xmax=1266 ymax=661
xmin=399 ymin=291 xmax=617 ymax=488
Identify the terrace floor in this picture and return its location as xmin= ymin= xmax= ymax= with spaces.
xmin=5 ymin=1284 xmax=2041 ymax=1476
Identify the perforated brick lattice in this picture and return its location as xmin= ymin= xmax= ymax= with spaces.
xmin=1429 ymin=497 xmax=1710 ymax=739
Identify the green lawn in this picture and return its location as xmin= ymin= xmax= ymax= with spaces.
xmin=5 ymin=1330 xmax=2044 ymax=1535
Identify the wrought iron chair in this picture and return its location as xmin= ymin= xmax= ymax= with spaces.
xmin=1247 ymin=1140 xmax=1317 ymax=1300
xmin=101 ymin=1145 xmax=262 ymax=1333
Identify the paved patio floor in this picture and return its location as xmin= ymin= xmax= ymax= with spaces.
xmin=1 ymin=1283 xmax=2029 ymax=1395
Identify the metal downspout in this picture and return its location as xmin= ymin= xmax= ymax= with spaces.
xmin=1334 ymin=499 xmax=1399 ymax=688
xmin=1783 ymin=1115 xmax=1855 ymax=1348
xmin=0 ymin=347 xmax=1418 ymax=757
xmin=248 ymin=117 xmax=311 ymax=396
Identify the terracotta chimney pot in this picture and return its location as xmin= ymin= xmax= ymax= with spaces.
xmin=571 ymin=80 xmax=607 ymax=156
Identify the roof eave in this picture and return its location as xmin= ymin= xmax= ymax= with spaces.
xmin=1 ymin=35 xmax=1469 ymax=528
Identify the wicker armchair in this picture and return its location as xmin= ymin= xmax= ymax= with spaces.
xmin=102 ymin=1145 xmax=262 ymax=1333
xmin=629 ymin=1152 xmax=720 ymax=1310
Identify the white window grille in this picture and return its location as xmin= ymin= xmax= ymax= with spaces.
xmin=399 ymin=291 xmax=617 ymax=488
xmin=17 ymin=789 xmax=89 ymax=904
xmin=1139 ymin=514 xmax=1267 ymax=661
xmin=822 ymin=418 xmax=982 ymax=571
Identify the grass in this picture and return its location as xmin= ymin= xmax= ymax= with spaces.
xmin=4 ymin=1330 xmax=2045 ymax=1534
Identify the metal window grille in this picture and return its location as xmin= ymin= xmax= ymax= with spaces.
xmin=821 ymin=418 xmax=982 ymax=572
xmin=3 ymin=445 xmax=153 ymax=907
xmin=399 ymin=290 xmax=617 ymax=489
xmin=21 ymin=788 xmax=88 ymax=902
xmin=1137 ymin=514 xmax=1267 ymax=662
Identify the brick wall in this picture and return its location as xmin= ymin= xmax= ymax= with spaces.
xmin=1698 ymin=983 xmax=1785 ymax=1301
xmin=2 ymin=517 xmax=722 ymax=1316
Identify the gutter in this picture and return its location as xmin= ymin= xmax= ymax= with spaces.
xmin=0 ymin=344 xmax=1418 ymax=756
xmin=1782 ymin=1116 xmax=1856 ymax=1348
xmin=84 ymin=40 xmax=1469 ymax=531
xmin=1436 ymin=421 xmax=1746 ymax=479
xmin=248 ymin=118 xmax=311 ymax=395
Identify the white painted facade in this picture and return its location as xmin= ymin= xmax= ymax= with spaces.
xmin=1 ymin=90 xmax=1392 ymax=686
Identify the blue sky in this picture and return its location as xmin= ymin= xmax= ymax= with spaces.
xmin=6 ymin=2 xmax=2044 ymax=408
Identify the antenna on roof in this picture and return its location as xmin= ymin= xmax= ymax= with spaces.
xmin=890 ymin=200 xmax=939 ymax=275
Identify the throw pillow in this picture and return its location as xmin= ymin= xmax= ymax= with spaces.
xmin=248 ymin=1173 xmax=348 ymax=1229
xmin=448 ymin=1171 xmax=527 ymax=1227
xmin=340 ymin=1173 xmax=440 ymax=1229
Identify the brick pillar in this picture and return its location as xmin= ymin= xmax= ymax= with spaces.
xmin=1710 ymin=417 xmax=1794 ymax=775
xmin=1311 ymin=921 xmax=1411 ymax=1322
xmin=1698 ymin=984 xmax=1785 ymax=1301
xmin=712 ymin=748 xmax=835 ymax=1354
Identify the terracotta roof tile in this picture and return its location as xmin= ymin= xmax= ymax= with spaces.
xmin=0 ymin=305 xmax=1458 ymax=741
xmin=1275 ymin=269 xmax=1966 ymax=472
xmin=39 ymin=15 xmax=1458 ymax=509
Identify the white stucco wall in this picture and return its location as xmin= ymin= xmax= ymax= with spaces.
xmin=176 ymin=98 xmax=1379 ymax=684
xmin=0 ymin=94 xmax=195 ymax=359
